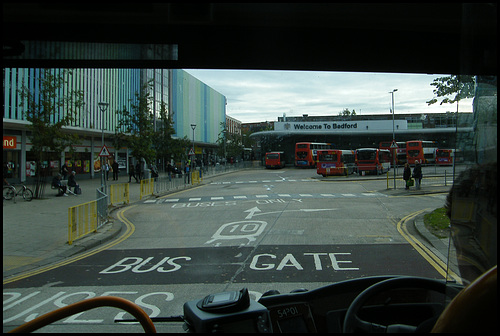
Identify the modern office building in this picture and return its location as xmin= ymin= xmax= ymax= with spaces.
xmin=3 ymin=68 xmax=226 ymax=183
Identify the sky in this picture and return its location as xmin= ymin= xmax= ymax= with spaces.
xmin=184 ymin=70 xmax=474 ymax=124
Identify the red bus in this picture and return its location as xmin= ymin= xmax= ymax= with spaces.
xmin=316 ymin=149 xmax=356 ymax=176
xmin=295 ymin=142 xmax=333 ymax=167
xmin=435 ymin=149 xmax=453 ymax=165
xmin=435 ymin=149 xmax=463 ymax=165
xmin=395 ymin=141 xmax=407 ymax=165
xmin=406 ymin=140 xmax=438 ymax=164
xmin=356 ymin=148 xmax=391 ymax=175
xmin=379 ymin=141 xmax=407 ymax=165
xmin=265 ymin=152 xmax=286 ymax=169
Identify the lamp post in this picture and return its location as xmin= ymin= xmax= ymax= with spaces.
xmin=98 ymin=102 xmax=109 ymax=192
xmin=389 ymin=89 xmax=398 ymax=189
xmin=190 ymin=124 xmax=196 ymax=168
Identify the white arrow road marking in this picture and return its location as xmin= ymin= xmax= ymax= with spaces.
xmin=244 ymin=207 xmax=337 ymax=219
xmin=244 ymin=207 xmax=262 ymax=219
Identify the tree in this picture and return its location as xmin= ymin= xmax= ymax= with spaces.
xmin=426 ymin=75 xmax=475 ymax=106
xmin=338 ymin=108 xmax=356 ymax=117
xmin=18 ymin=69 xmax=84 ymax=198
xmin=114 ymin=83 xmax=156 ymax=165
xmin=153 ymin=102 xmax=191 ymax=168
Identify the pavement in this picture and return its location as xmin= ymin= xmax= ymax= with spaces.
xmin=3 ymin=170 xmax=453 ymax=283
xmin=3 ymin=173 xmax=157 ymax=282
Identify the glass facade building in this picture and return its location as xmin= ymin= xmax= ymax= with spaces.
xmin=3 ymin=68 xmax=226 ymax=182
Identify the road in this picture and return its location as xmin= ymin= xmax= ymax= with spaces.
xmin=3 ymin=167 xmax=452 ymax=332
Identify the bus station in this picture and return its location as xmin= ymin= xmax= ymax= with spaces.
xmin=250 ymin=112 xmax=475 ymax=166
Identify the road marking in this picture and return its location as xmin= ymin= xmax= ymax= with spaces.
xmin=244 ymin=207 xmax=262 ymax=219
xmin=3 ymin=206 xmax=137 ymax=285
xmin=189 ymin=197 xmax=201 ymax=201
xmin=395 ymin=210 xmax=462 ymax=284
xmin=234 ymin=195 xmax=247 ymax=199
xmin=211 ymin=197 xmax=224 ymax=200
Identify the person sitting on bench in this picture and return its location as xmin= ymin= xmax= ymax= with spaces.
xmin=67 ymin=171 xmax=80 ymax=195
xmin=52 ymin=174 xmax=68 ymax=196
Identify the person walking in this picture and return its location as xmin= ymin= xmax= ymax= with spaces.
xmin=413 ymin=160 xmax=423 ymax=190
xmin=112 ymin=160 xmax=119 ymax=180
xmin=403 ymin=162 xmax=412 ymax=190
xmin=135 ymin=161 xmax=142 ymax=182
xmin=128 ymin=162 xmax=138 ymax=183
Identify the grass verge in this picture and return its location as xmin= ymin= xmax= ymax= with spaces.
xmin=423 ymin=207 xmax=450 ymax=239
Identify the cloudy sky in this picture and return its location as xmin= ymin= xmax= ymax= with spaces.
xmin=184 ymin=69 xmax=473 ymax=124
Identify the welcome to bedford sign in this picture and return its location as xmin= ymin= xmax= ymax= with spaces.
xmin=274 ymin=120 xmax=407 ymax=133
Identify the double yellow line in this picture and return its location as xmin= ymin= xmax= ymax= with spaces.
xmin=3 ymin=206 xmax=136 ymax=285
xmin=395 ymin=210 xmax=462 ymax=284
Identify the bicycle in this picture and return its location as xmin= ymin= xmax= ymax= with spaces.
xmin=3 ymin=184 xmax=34 ymax=202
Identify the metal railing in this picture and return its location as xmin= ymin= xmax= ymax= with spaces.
xmin=110 ymin=183 xmax=130 ymax=205
xmin=67 ymin=188 xmax=109 ymax=245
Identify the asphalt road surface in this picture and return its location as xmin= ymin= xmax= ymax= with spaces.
xmin=3 ymin=168 xmax=452 ymax=332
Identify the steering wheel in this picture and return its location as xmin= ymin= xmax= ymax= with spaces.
xmin=343 ymin=277 xmax=455 ymax=333
xmin=8 ymin=296 xmax=156 ymax=333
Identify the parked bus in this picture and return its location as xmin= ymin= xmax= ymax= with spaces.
xmin=316 ymin=149 xmax=356 ymax=176
xmin=435 ymin=148 xmax=463 ymax=165
xmin=406 ymin=140 xmax=438 ymax=164
xmin=265 ymin=151 xmax=285 ymax=169
xmin=396 ymin=141 xmax=407 ymax=165
xmin=295 ymin=142 xmax=333 ymax=167
xmin=379 ymin=141 xmax=407 ymax=165
xmin=356 ymin=148 xmax=391 ymax=175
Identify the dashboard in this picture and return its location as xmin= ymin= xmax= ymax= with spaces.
xmin=257 ymin=276 xmax=461 ymax=333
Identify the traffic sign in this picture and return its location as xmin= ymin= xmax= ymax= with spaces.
xmin=189 ymin=148 xmax=195 ymax=156
xmin=99 ymin=145 xmax=111 ymax=157
xmin=390 ymin=141 xmax=398 ymax=149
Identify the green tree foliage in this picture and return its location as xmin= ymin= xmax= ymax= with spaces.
xmin=18 ymin=69 xmax=84 ymax=198
xmin=154 ymin=102 xmax=191 ymax=164
xmin=338 ymin=108 xmax=356 ymax=116
xmin=216 ymin=122 xmax=243 ymax=160
xmin=426 ymin=75 xmax=475 ymax=106
xmin=114 ymin=83 xmax=156 ymax=164
xmin=19 ymin=69 xmax=84 ymax=163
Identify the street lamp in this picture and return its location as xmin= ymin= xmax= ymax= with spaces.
xmin=98 ymin=102 xmax=109 ymax=191
xmin=389 ymin=89 xmax=398 ymax=189
xmin=190 ymin=124 xmax=196 ymax=168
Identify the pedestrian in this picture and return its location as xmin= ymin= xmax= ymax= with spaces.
xmin=61 ymin=162 xmax=69 ymax=180
xmin=104 ymin=160 xmax=110 ymax=180
xmin=403 ymin=162 xmax=412 ymax=190
xmin=135 ymin=162 xmax=141 ymax=182
xmin=167 ymin=162 xmax=172 ymax=181
xmin=52 ymin=173 xmax=68 ymax=196
xmin=112 ymin=160 xmax=119 ymax=180
xmin=68 ymin=171 xmax=80 ymax=194
xmin=128 ymin=162 xmax=138 ymax=183
xmin=413 ymin=160 xmax=423 ymax=190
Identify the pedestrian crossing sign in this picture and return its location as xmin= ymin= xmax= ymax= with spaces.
xmin=390 ymin=140 xmax=398 ymax=149
xmin=99 ymin=145 xmax=111 ymax=157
